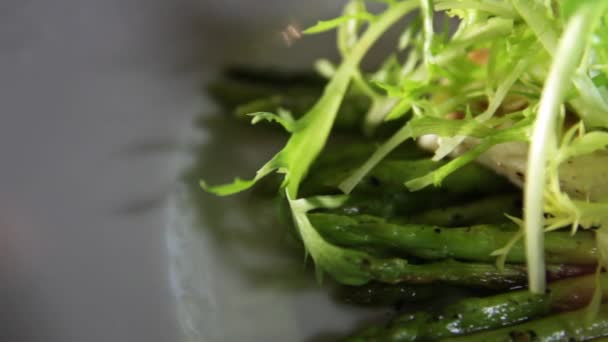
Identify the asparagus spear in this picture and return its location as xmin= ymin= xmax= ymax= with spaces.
xmin=404 ymin=193 xmax=521 ymax=226
xmin=324 ymin=191 xmax=474 ymax=219
xmin=303 ymin=158 xmax=515 ymax=198
xmin=259 ymin=141 xmax=517 ymax=210
xmin=277 ymin=203 xmax=588 ymax=288
xmin=443 ymin=304 xmax=608 ymax=342
xmin=333 ymin=282 xmax=442 ymax=307
xmin=330 ymin=192 xmax=520 ymax=225
xmin=348 ymin=274 xmax=608 ymax=341
xmin=221 ymin=66 xmax=326 ymax=86
xmin=309 ymin=213 xmax=597 ymax=264
xmin=302 ymin=156 xmax=518 ymax=220
xmin=207 ymin=68 xmax=370 ymax=131
xmin=310 ymin=140 xmax=428 ymax=173
xmin=278 ymin=207 xmax=588 ymax=288
xmin=207 ymin=67 xmax=325 ymax=110
xmin=255 ymin=140 xmax=428 ymax=197
xmin=360 ymin=258 xmax=588 ymax=289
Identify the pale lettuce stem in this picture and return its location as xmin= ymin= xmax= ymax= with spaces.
xmin=420 ymin=0 xmax=434 ymax=70
xmin=339 ymin=123 xmax=412 ymax=193
xmin=432 ymin=58 xmax=528 ymax=161
xmin=286 ymin=0 xmax=420 ymax=198
xmin=363 ymin=98 xmax=397 ymax=136
xmin=338 ymin=1 xmax=382 ymax=102
xmin=510 ymin=0 xmax=608 ymax=127
xmin=509 ymin=0 xmax=557 ymax=53
xmin=287 ymin=1 xmax=422 ymax=281
xmin=337 ymin=0 xmax=361 ymax=55
xmin=524 ymin=6 xmax=596 ymax=294
xmin=435 ymin=0 xmax=516 ymax=18
xmin=433 ymin=18 xmax=513 ymax=66
xmin=330 ymin=0 xmax=420 ymax=90
xmin=343 ymin=1 xmax=418 ymax=136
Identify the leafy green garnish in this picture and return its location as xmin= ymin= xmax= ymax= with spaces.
xmin=204 ymin=0 xmax=608 ymax=294
xmin=304 ymin=13 xmax=376 ymax=35
xmin=331 ymin=0 xmax=608 ymax=294
xmin=202 ymin=0 xmax=419 ymax=282
xmin=406 ymin=115 xmax=532 ymax=191
xmin=288 ymin=194 xmax=373 ymax=284
xmin=339 ymin=113 xmax=529 ymax=194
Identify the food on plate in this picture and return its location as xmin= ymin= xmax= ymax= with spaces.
xmin=202 ymin=0 xmax=608 ymax=339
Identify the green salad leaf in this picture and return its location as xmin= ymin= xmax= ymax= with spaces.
xmin=202 ymin=0 xmax=419 ymax=282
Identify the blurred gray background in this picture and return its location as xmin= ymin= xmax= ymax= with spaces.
xmin=0 ymin=0 xmax=347 ymax=341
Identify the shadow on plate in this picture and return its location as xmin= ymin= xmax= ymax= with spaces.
xmin=181 ymin=113 xmax=321 ymax=291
